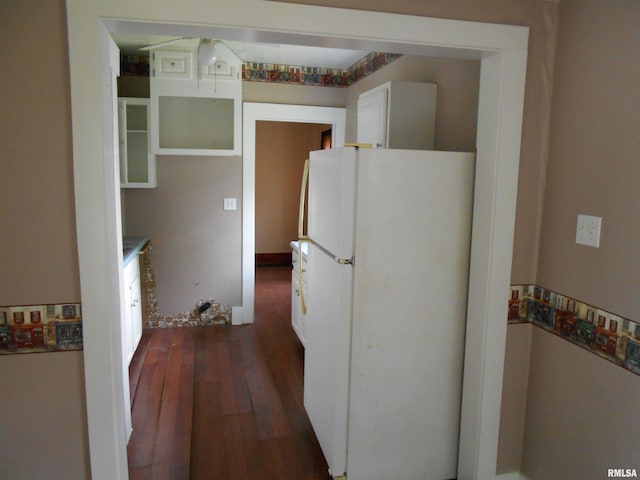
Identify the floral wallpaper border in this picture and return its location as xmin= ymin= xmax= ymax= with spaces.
xmin=509 ymin=285 xmax=640 ymax=375
xmin=0 ymin=303 xmax=83 ymax=355
xmin=121 ymin=51 xmax=403 ymax=87
xmin=242 ymin=52 xmax=402 ymax=87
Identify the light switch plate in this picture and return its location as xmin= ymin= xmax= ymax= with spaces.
xmin=223 ymin=197 xmax=237 ymax=211
xmin=576 ymin=214 xmax=602 ymax=247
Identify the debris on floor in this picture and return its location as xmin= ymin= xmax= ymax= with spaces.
xmin=146 ymin=300 xmax=232 ymax=328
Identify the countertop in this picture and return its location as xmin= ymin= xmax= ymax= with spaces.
xmin=123 ymin=236 xmax=149 ymax=266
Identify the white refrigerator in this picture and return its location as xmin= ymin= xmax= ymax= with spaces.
xmin=301 ymin=146 xmax=475 ymax=480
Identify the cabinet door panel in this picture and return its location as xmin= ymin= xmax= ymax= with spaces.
xmin=155 ymin=51 xmax=192 ymax=79
xmin=126 ymin=132 xmax=149 ymax=182
xmin=123 ymin=258 xmax=142 ymax=364
xmin=357 ymin=88 xmax=388 ymax=148
xmin=201 ymin=59 xmax=233 ymax=79
xmin=130 ymin=275 xmax=142 ymax=353
xmin=118 ymin=98 xmax=156 ymax=188
xmin=158 ymin=96 xmax=234 ymax=150
xmin=291 ymin=272 xmax=302 ymax=343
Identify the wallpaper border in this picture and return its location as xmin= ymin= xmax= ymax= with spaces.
xmin=509 ymin=285 xmax=640 ymax=375
xmin=120 ymin=51 xmax=403 ymax=87
xmin=0 ymin=303 xmax=83 ymax=355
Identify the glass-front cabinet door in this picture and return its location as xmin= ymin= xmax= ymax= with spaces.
xmin=118 ymin=97 xmax=157 ymax=188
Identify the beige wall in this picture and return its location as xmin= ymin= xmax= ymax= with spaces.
xmin=0 ymin=0 xmax=81 ymax=305
xmin=521 ymin=1 xmax=640 ymax=478
xmin=537 ymin=0 xmax=640 ymax=320
xmin=0 ymin=0 xmax=89 ymax=478
xmin=243 ymin=81 xmax=346 ymax=107
xmin=255 ymin=121 xmax=330 ymax=254
xmin=496 ymin=323 xmax=532 ymax=474
xmin=522 ymin=327 xmax=640 ymax=479
xmin=124 ymin=157 xmax=243 ymax=313
xmin=0 ymin=352 xmax=90 ymax=480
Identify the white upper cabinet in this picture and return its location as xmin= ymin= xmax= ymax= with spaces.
xmin=149 ymin=42 xmax=243 ymax=156
xmin=357 ymin=87 xmax=388 ymax=149
xmin=118 ymin=97 xmax=156 ymax=188
xmin=154 ymin=50 xmax=193 ymax=80
xmin=357 ymin=81 xmax=437 ymax=150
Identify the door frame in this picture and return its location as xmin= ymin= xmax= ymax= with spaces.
xmin=236 ymin=103 xmax=346 ymax=325
xmin=65 ymin=2 xmax=528 ymax=479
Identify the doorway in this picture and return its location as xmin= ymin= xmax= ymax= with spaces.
xmin=254 ymin=121 xmax=332 ymax=268
xmin=239 ymin=103 xmax=346 ymax=325
xmin=67 ymin=6 xmax=528 ymax=478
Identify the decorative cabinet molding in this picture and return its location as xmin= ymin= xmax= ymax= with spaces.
xmin=154 ymin=50 xmax=192 ymax=79
xmin=201 ymin=58 xmax=235 ymax=80
xmin=149 ymin=43 xmax=243 ymax=156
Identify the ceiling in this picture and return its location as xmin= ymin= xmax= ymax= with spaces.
xmin=112 ymin=34 xmax=372 ymax=70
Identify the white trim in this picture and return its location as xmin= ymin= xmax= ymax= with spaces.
xmin=65 ymin=2 xmax=528 ymax=478
xmin=457 ymin=49 xmax=528 ymax=479
xmin=71 ymin=23 xmax=129 ymax=479
xmin=231 ymin=305 xmax=244 ymax=326
xmin=496 ymin=472 xmax=530 ymax=480
xmin=240 ymin=102 xmax=346 ymax=324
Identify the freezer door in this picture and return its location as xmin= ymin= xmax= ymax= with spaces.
xmin=308 ymin=147 xmax=357 ymax=261
xmin=303 ymin=242 xmax=353 ymax=477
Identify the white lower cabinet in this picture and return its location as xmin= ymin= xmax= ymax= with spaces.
xmin=123 ymin=256 xmax=143 ymax=364
xmin=291 ymin=244 xmax=308 ymax=347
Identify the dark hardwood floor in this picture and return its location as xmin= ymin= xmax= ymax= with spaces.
xmin=127 ymin=266 xmax=330 ymax=480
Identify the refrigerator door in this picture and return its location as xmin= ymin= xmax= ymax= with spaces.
xmin=308 ymin=147 xmax=357 ymax=261
xmin=347 ymin=149 xmax=475 ymax=480
xmin=303 ymin=242 xmax=353 ymax=477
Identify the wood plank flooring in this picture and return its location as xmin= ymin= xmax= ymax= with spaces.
xmin=127 ymin=266 xmax=330 ymax=480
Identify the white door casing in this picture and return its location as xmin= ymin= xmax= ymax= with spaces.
xmin=65 ymin=2 xmax=528 ymax=478
xmin=236 ymin=102 xmax=347 ymax=325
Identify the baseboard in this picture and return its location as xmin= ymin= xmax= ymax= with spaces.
xmin=496 ymin=472 xmax=529 ymax=480
xmin=256 ymin=252 xmax=292 ymax=266
xmin=336 ymin=471 xmax=528 ymax=480
xmin=231 ymin=305 xmax=244 ymax=325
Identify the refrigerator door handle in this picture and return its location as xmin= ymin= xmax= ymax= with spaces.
xmin=298 ymin=158 xmax=309 ymax=242
xmin=297 ymin=158 xmax=310 ymax=315
xmin=309 ymin=240 xmax=354 ymax=266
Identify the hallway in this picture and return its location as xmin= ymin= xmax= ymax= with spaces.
xmin=127 ymin=266 xmax=329 ymax=479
